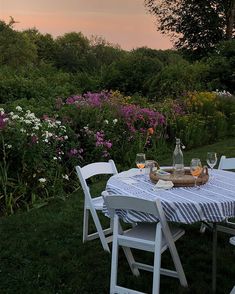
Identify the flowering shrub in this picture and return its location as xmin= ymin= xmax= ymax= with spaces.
xmin=0 ymin=106 xmax=77 ymax=214
xmin=60 ymin=91 xmax=167 ymax=164
xmin=66 ymin=91 xmax=111 ymax=107
xmin=119 ymin=104 xmax=165 ymax=134
xmin=1 ymin=89 xmax=234 ymax=215
xmin=183 ymin=91 xmax=218 ymax=115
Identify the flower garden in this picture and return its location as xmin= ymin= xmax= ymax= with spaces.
xmin=0 ymin=90 xmax=235 ymax=215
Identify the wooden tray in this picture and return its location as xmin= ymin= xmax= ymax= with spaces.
xmin=150 ymin=167 xmax=209 ymax=187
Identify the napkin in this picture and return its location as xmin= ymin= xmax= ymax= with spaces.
xmin=153 ymin=179 xmax=174 ymax=190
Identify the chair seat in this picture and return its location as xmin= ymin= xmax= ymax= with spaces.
xmin=120 ymin=223 xmax=185 ymax=252
xmin=91 ymin=196 xmax=104 ymax=210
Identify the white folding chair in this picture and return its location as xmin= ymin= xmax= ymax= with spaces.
xmin=218 ymin=156 xmax=235 ymax=170
xmin=75 ymin=160 xmax=118 ymax=252
xmin=200 ymin=156 xmax=235 ymax=292
xmin=200 ymin=155 xmax=235 ymax=233
xmin=104 ymin=195 xmax=188 ymax=294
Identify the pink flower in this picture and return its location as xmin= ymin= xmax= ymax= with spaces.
xmin=105 ymin=142 xmax=112 ymax=149
xmin=68 ymin=148 xmax=78 ymax=157
xmin=0 ymin=112 xmax=8 ymax=130
xmin=31 ymin=135 xmax=38 ymax=144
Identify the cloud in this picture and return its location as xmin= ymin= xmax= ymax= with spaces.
xmin=1 ymin=0 xmax=172 ymax=50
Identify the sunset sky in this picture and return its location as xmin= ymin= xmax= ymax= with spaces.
xmin=0 ymin=0 xmax=172 ymax=50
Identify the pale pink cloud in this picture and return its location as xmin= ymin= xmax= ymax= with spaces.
xmin=1 ymin=0 xmax=172 ymax=50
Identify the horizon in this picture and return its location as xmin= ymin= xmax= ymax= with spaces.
xmin=0 ymin=0 xmax=172 ymax=51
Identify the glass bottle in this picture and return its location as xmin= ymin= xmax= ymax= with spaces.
xmin=173 ymin=138 xmax=185 ymax=177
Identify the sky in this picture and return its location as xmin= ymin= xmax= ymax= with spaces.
xmin=0 ymin=0 xmax=172 ymax=50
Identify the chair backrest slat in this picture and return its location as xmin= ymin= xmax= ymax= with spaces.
xmin=104 ymin=195 xmax=162 ymax=221
xmin=105 ymin=195 xmax=158 ymax=217
xmin=78 ymin=160 xmax=117 ymax=180
xmin=218 ymin=156 xmax=235 ymax=170
xmin=75 ymin=160 xmax=118 ymax=199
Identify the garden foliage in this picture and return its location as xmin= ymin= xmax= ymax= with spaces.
xmin=1 ymin=90 xmax=235 ymax=214
xmin=0 ymin=19 xmax=235 ymax=214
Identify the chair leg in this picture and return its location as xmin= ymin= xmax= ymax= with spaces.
xmin=212 ymin=224 xmax=217 ymax=293
xmin=83 ymin=207 xmax=89 ymax=242
xmin=110 ymin=217 xmax=119 ymax=294
xmin=118 ymin=222 xmax=140 ymax=276
xmin=89 ymin=206 xmax=110 ymax=252
xmin=152 ymin=223 xmax=162 ymax=294
xmin=200 ymin=223 xmax=206 ymax=233
xmin=168 ymin=240 xmax=188 ymax=287
xmin=122 ymin=246 xmax=140 ymax=276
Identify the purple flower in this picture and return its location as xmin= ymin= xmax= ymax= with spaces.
xmin=65 ymin=91 xmax=111 ymax=107
xmin=119 ymin=105 xmax=165 ymax=133
xmin=0 ymin=112 xmax=8 ymax=130
xmin=31 ymin=135 xmax=38 ymax=144
xmin=105 ymin=142 xmax=112 ymax=149
xmin=68 ymin=148 xmax=78 ymax=157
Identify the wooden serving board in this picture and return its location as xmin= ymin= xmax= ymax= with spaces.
xmin=149 ymin=167 xmax=209 ymax=187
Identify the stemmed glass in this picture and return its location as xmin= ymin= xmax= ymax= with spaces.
xmin=207 ymin=152 xmax=217 ymax=179
xmin=190 ymin=158 xmax=202 ymax=189
xmin=135 ymin=153 xmax=146 ymax=173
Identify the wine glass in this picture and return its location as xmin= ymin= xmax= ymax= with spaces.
xmin=190 ymin=158 xmax=202 ymax=189
xmin=135 ymin=153 xmax=146 ymax=173
xmin=207 ymin=152 xmax=217 ymax=178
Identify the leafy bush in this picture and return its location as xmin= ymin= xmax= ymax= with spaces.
xmin=148 ymin=61 xmax=209 ymax=100
xmin=0 ymin=106 xmax=77 ymax=214
xmin=0 ymin=89 xmax=234 ymax=215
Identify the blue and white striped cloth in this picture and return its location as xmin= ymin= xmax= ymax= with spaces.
xmin=104 ymin=168 xmax=235 ymax=224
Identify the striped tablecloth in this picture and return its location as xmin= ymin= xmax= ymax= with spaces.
xmin=104 ymin=168 xmax=235 ymax=224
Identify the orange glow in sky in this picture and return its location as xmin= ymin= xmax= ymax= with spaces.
xmin=0 ymin=0 xmax=172 ymax=50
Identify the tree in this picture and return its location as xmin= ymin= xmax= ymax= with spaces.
xmin=55 ymin=32 xmax=90 ymax=72
xmin=0 ymin=19 xmax=37 ymax=67
xmin=101 ymin=51 xmax=163 ymax=95
xmin=23 ymin=28 xmax=57 ymax=64
xmin=145 ymin=0 xmax=235 ymax=57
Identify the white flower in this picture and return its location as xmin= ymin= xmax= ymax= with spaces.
xmin=24 ymin=120 xmax=31 ymax=124
xmin=64 ymin=135 xmax=68 ymax=140
xmin=25 ymin=113 xmax=36 ymax=119
xmin=12 ymin=115 xmax=19 ymax=120
xmin=9 ymin=112 xmax=14 ymax=116
xmin=20 ymin=128 xmax=26 ymax=133
xmin=113 ymin=119 xmax=118 ymax=124
xmin=44 ymin=139 xmax=49 ymax=143
xmin=53 ymin=157 xmax=58 ymax=160
xmin=43 ymin=131 xmax=53 ymax=138
xmin=5 ymin=144 xmax=12 ymax=149
xmin=0 ymin=108 xmax=4 ymax=112
xmin=38 ymin=178 xmax=46 ymax=183
xmin=3 ymin=118 xmax=9 ymax=122
xmin=55 ymin=120 xmax=61 ymax=125
xmin=104 ymin=120 xmax=109 ymax=124
xmin=16 ymin=106 xmax=22 ymax=111
xmin=62 ymin=174 xmax=69 ymax=180
xmin=33 ymin=125 xmax=39 ymax=130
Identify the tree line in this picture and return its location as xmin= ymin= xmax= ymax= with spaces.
xmin=0 ymin=17 xmax=234 ymax=104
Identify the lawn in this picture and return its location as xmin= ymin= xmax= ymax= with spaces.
xmin=0 ymin=138 xmax=235 ymax=294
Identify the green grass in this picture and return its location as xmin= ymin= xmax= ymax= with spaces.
xmin=0 ymin=138 xmax=235 ymax=293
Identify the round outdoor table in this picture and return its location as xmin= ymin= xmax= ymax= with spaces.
xmin=104 ymin=167 xmax=235 ymax=293
xmin=105 ymin=168 xmax=235 ymax=224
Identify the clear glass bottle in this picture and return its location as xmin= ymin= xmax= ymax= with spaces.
xmin=173 ymin=138 xmax=185 ymax=177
